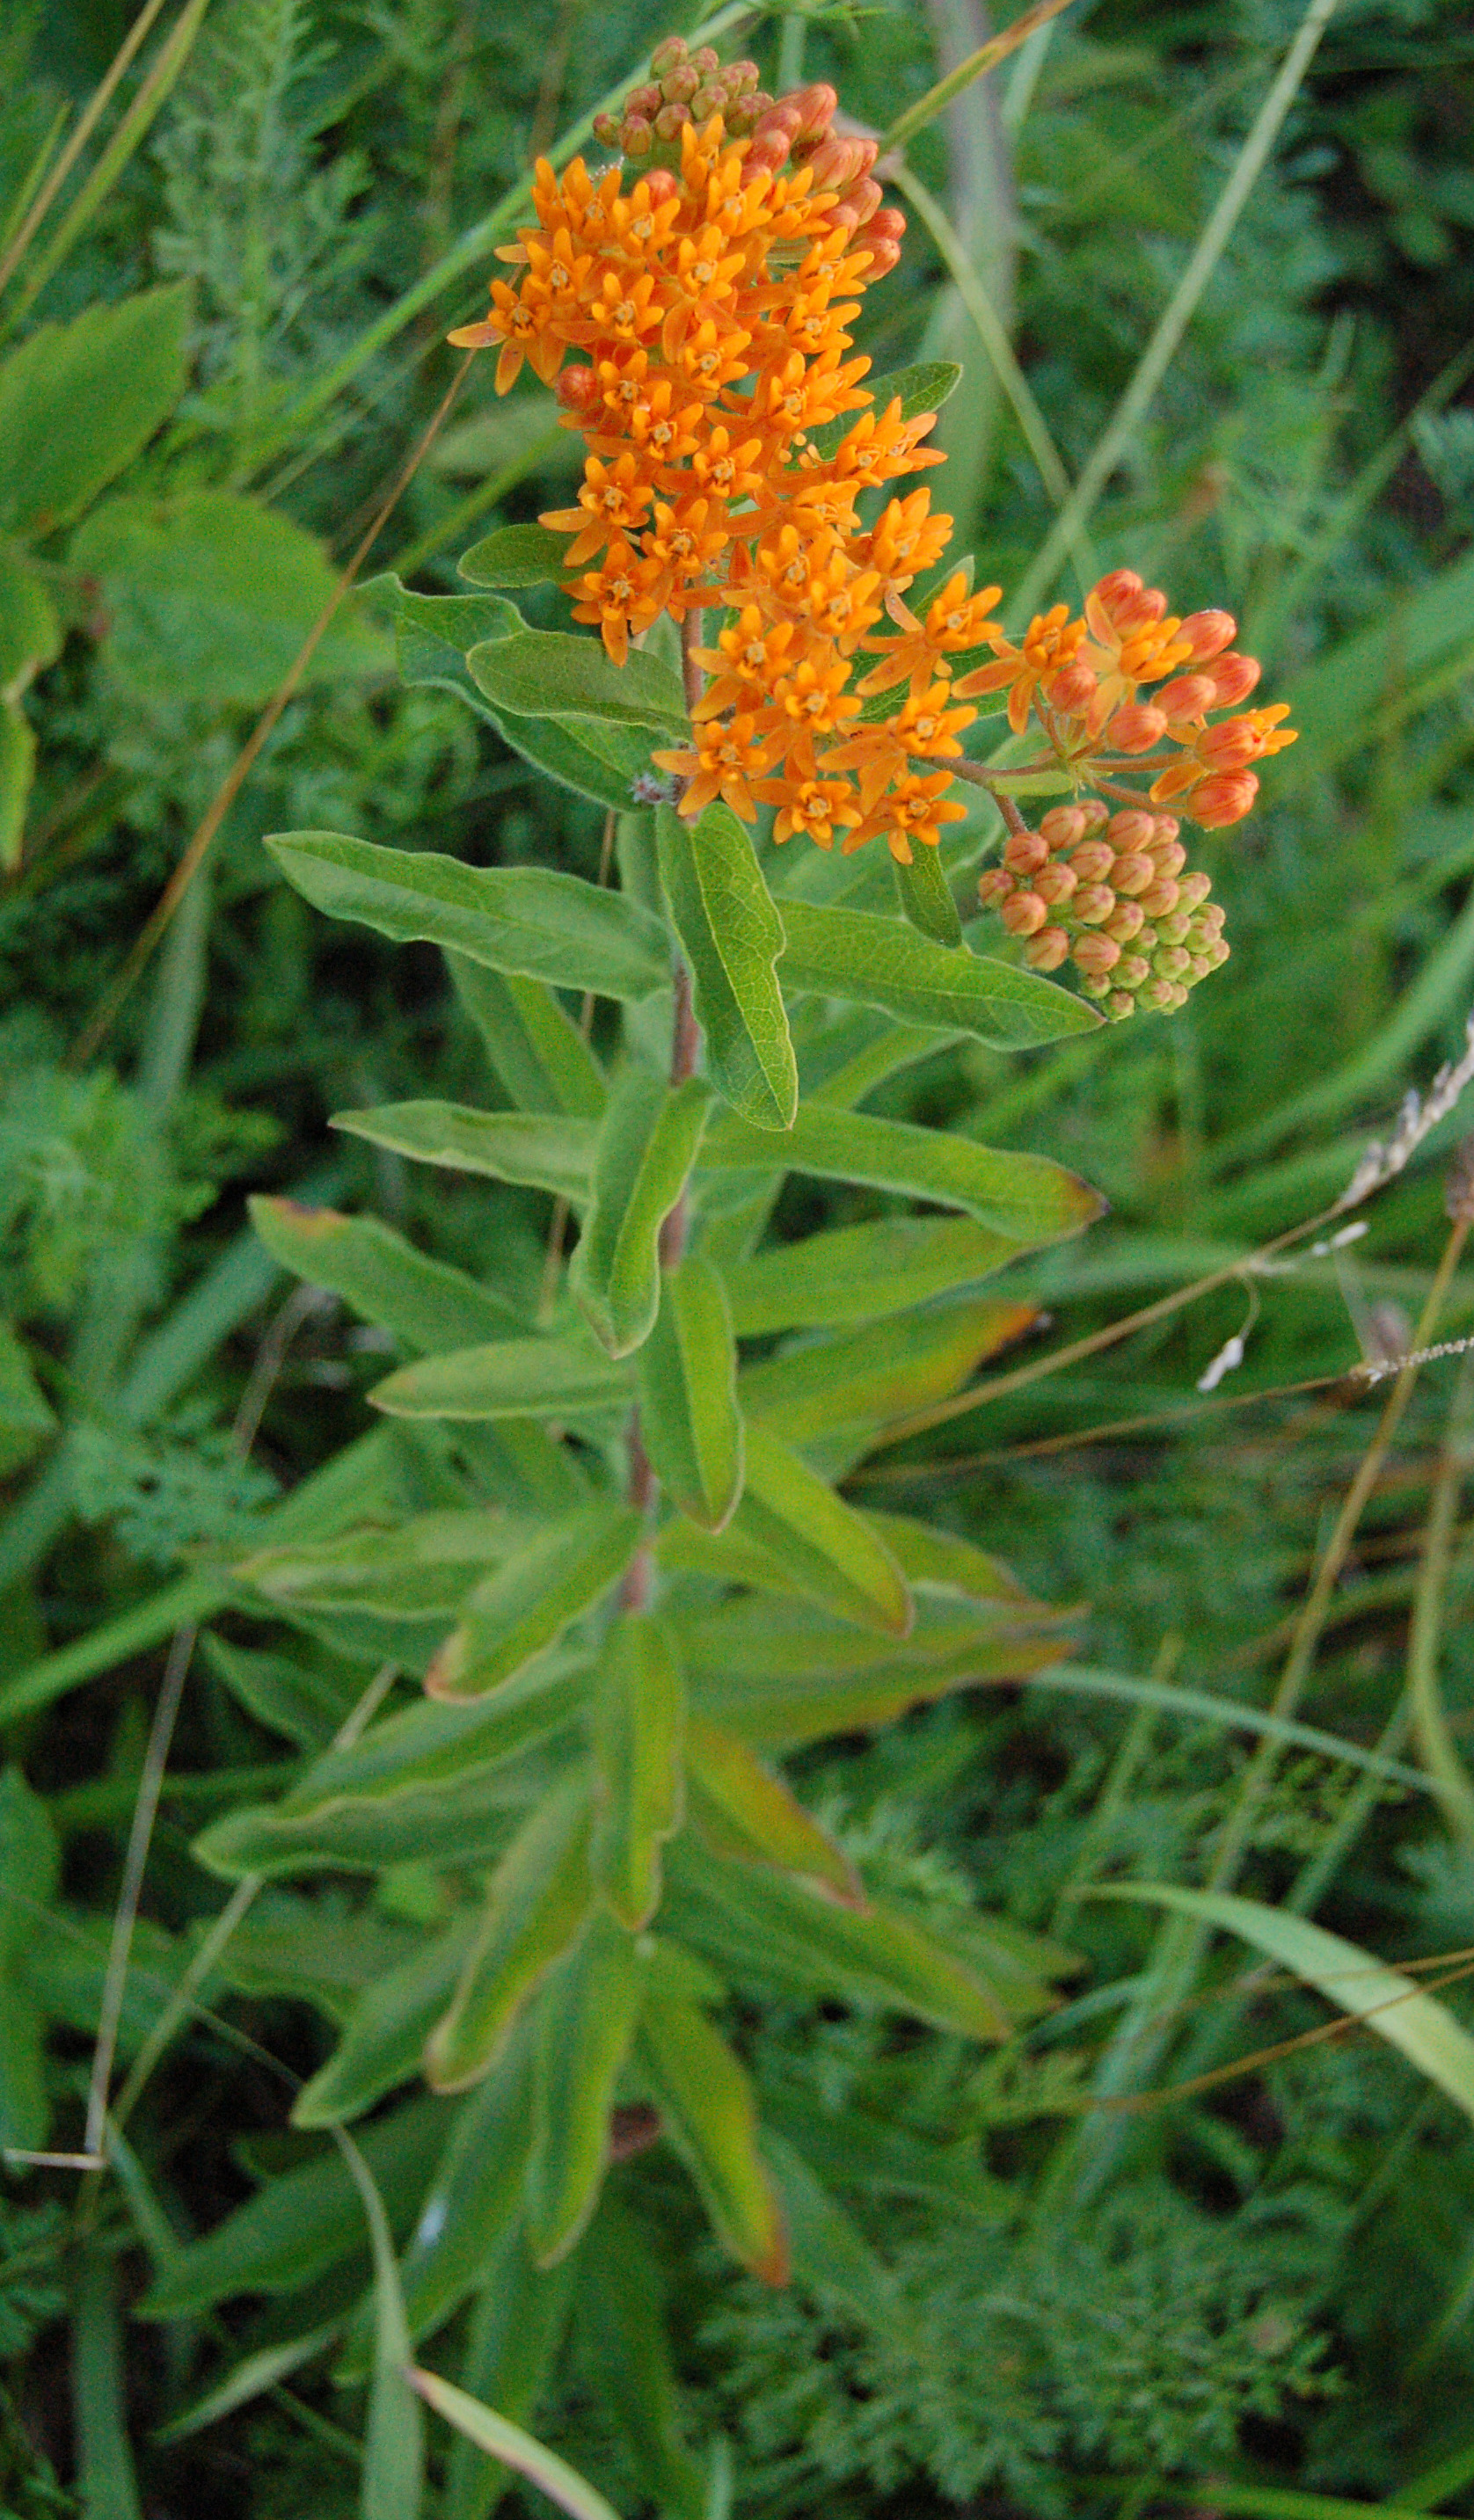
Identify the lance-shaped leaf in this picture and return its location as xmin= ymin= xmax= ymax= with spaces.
xmin=704 ymin=1103 xmax=1105 ymax=1242
xmin=371 ymin=1336 xmax=630 ymax=1424
xmin=591 ymin=1614 xmax=685 ymax=1931
xmin=293 ymin=1913 xmax=480 ymax=2127
xmin=449 ymin=957 xmax=606 ymax=1118
xmin=446 ymin=2233 xmax=580 ymax=2520
xmin=576 ymin=2202 xmax=705 ymax=2520
xmin=806 ymin=358 xmax=961 ymax=462
xmin=469 ymin=628 xmax=686 ymax=733
xmin=656 ymin=802 xmax=797 ymax=1131
xmin=778 ymin=899 xmax=1099 ymax=1049
xmin=232 ymin=1510 xmax=536 ymax=1622
xmin=637 ymin=1256 xmax=743 ymax=1531
xmin=333 ymin=1103 xmax=596 ymax=1204
xmin=426 ymin=1777 xmax=594 ymax=2092
xmin=569 ymin=1068 xmax=711 ymax=1358
xmin=249 ymin=1196 xmax=521 ymax=1349
xmin=266 ymin=831 xmax=668 ymax=1002
xmin=426 ymin=1504 xmax=644 ymax=1702
xmin=458 ymin=523 xmax=570 ymax=587
xmin=733 ymin=1424 xmax=912 ymax=1637
xmin=638 ymin=1985 xmax=789 ymax=2283
xmin=684 ymin=1717 xmax=862 ymax=1906
xmin=527 ymin=1913 xmax=645 ymax=2265
xmin=723 ymin=1214 xmax=1028 ymax=1333
xmin=892 ymin=841 xmax=963 ymax=946
xmin=740 ymin=1294 xmax=1039 ymax=1445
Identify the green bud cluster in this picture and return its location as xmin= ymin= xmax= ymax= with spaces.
xmin=977 ymin=803 xmax=1229 ymax=1021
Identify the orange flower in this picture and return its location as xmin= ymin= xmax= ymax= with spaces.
xmin=540 ymin=452 xmax=654 ymax=565
xmin=566 ymin=539 xmax=663 ymax=665
xmin=955 ymin=603 xmax=1087 ymax=735
xmin=653 ymin=712 xmax=770 ymax=817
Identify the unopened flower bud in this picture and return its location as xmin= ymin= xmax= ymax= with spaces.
xmin=627 ymin=83 xmax=661 ymax=117
xmin=790 ymin=82 xmax=837 ymax=136
xmin=1153 ymin=673 xmax=1217 ymax=722
xmin=1046 ymin=660 xmax=1098 ymax=714
xmin=745 ymin=129 xmax=791 ymax=172
xmin=1191 ymin=769 xmax=1259 ymax=827
xmin=1141 ymin=977 xmax=1176 ymax=1010
xmin=1178 ymin=608 xmax=1236 ymax=662
xmin=1157 ymin=911 xmax=1193 ymax=945
xmin=655 ymin=100 xmax=692 ymax=139
xmin=1117 ymin=956 xmax=1151 ymax=988
xmin=1002 ymin=891 xmax=1048 ymax=936
xmin=1025 ymin=926 xmax=1070 ymax=972
xmin=843 ymin=176 xmax=883 ymax=223
xmin=650 ymin=34 xmax=688 ymax=73
xmin=1111 ymin=852 xmax=1155 ymax=896
xmin=1078 ymin=799 xmax=1110 ymax=833
xmin=691 ymin=45 xmax=719 ymax=74
xmin=1105 ymin=899 xmax=1145 ymax=943
xmin=1091 ymin=568 xmax=1143 ymax=618
xmin=665 ymin=63 xmax=700 ymax=101
xmin=1138 ymin=878 xmax=1180 ymax=919
xmin=1154 ymin=946 xmax=1191 ymax=980
xmin=1040 ymin=805 xmax=1087 ymax=851
xmin=1149 ymin=837 xmax=1186 ymax=878
xmin=1003 ymin=828 xmax=1048 ymax=875
xmin=977 ymin=867 xmax=1016 ymax=907
xmin=857 ymin=233 xmax=902 ymax=276
xmin=806 ymin=136 xmax=861 ymax=187
xmin=1188 ymin=955 xmax=1213 ymax=982
xmin=1177 ymin=870 xmax=1212 ymax=908
xmin=1074 ymin=883 xmax=1116 ymax=926
xmin=1106 ymin=809 xmax=1155 ymax=852
xmin=1205 ymin=938 xmax=1230 ymax=967
xmin=1107 ymin=991 xmax=1137 ymax=1021
xmin=622 ymin=114 xmax=654 ymax=154
xmin=592 ymin=111 xmax=620 ymax=145
xmin=556 ymin=365 xmax=599 ymax=412
xmin=1074 ymin=933 xmax=1122 ymax=977
xmin=1034 ymin=862 xmax=1077 ymax=906
xmin=1069 ymin=841 xmax=1115 ymax=883
xmin=1207 ymin=652 xmax=1261 ymax=708
xmin=1107 ymin=703 xmax=1168 ymax=753
xmin=851 ymin=139 xmax=879 ymax=174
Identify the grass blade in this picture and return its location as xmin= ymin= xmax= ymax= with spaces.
xmin=411 ymin=2367 xmax=622 ymax=2520
xmin=332 ymin=2128 xmax=425 ymax=2520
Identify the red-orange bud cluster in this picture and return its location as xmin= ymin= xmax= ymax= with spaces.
xmin=978 ymin=805 xmax=1229 ymax=1022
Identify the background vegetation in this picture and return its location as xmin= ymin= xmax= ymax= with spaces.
xmin=4 ymin=0 xmax=1474 ymax=2510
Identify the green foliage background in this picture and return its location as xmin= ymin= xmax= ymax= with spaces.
xmin=4 ymin=0 xmax=1474 ymax=2512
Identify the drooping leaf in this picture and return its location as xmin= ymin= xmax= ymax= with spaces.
xmin=527 ymin=1913 xmax=645 ymax=2264
xmin=590 ymin=1614 xmax=685 ymax=1932
xmin=458 ymin=523 xmax=572 ymax=586
xmin=892 ymin=841 xmax=964 ymax=946
xmin=684 ymin=1716 xmax=862 ymax=1905
xmin=333 ymin=2127 xmax=427 ymax=2520
xmin=332 ymin=1102 xmax=596 ymax=1203
xmin=249 ymin=1197 xmax=521 ymax=1350
xmin=267 ymin=832 xmax=668 ymax=1002
xmin=468 ymin=628 xmax=686 ymax=732
xmin=425 ymin=1777 xmax=595 ymax=2092
xmin=779 ymin=899 xmax=1099 ymax=1047
xmin=720 ymin=1214 xmax=1029 ymax=1332
xmin=703 ymin=1102 xmax=1105 ymax=1241
xmin=568 ymin=1067 xmax=711 ymax=1358
xmin=636 ymin=1256 xmax=743 ymax=1530
xmin=639 ymin=1987 xmax=789 ymax=2283
xmin=449 ymin=957 xmax=607 ymax=1118
xmin=760 ymin=2129 xmax=903 ymax=2330
xmin=232 ymin=1510 xmax=536 ymax=1624
xmin=425 ymin=1504 xmax=643 ymax=1702
xmin=371 ymin=1336 xmax=630 ymax=1423
xmin=412 ymin=2368 xmax=620 ymax=2520
xmin=0 ymin=283 xmax=190 ymax=537
xmin=739 ymin=1293 xmax=1039 ymax=1446
xmin=200 ymin=1633 xmax=364 ymax=1751
xmin=656 ymin=802 xmax=797 ymax=1130
xmin=732 ymin=1424 xmax=912 ymax=1636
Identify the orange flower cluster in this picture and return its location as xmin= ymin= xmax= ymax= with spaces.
xmin=979 ymin=804 xmax=1228 ymax=1019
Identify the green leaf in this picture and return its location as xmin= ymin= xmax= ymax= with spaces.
xmin=333 ymin=1102 xmax=596 ymax=1202
xmin=638 ymin=1985 xmax=789 ymax=2282
xmin=760 ymin=2130 xmax=901 ymax=2330
xmin=684 ymin=1716 xmax=862 ymax=1905
xmin=0 ymin=1316 xmax=57 ymax=1476
xmin=569 ymin=1068 xmax=711 ymax=1358
xmin=449 ymin=957 xmax=607 ymax=1118
xmin=637 ymin=1256 xmax=743 ymax=1530
xmin=444 ymin=2233 xmax=580 ymax=2520
xmin=468 ymin=629 xmax=686 ymax=732
xmin=232 ymin=1510 xmax=536 ymax=1623
xmin=370 ymin=1336 xmax=630 ymax=1423
xmin=153 ymin=2326 xmax=341 ymax=2445
xmin=0 ymin=546 xmax=62 ymax=687
xmin=73 ymin=492 xmax=383 ymax=703
xmin=703 ymin=1103 xmax=1105 ymax=1241
xmin=412 ymin=2368 xmax=621 ymax=2520
xmin=1093 ymin=1884 xmax=1474 ymax=2126
xmin=0 ymin=283 xmax=190 ymax=538
xmin=459 ymin=523 xmax=572 ymax=586
xmin=426 ymin=1505 xmax=643 ymax=1702
xmin=527 ymin=1913 xmax=644 ymax=2263
xmin=332 ymin=2128 xmax=426 ymax=2520
xmin=200 ymin=1634 xmax=362 ymax=1752
xmin=267 ymin=832 xmax=668 ymax=1003
xmin=575 ymin=2202 xmax=705 ymax=2520
xmin=806 ymin=358 xmax=961 ymax=461
xmin=425 ymin=1777 xmax=594 ymax=2092
xmin=249 ymin=1196 xmax=521 ymax=1350
xmin=720 ymin=1215 xmax=1030 ymax=1333
xmin=893 ymin=843 xmax=963 ymax=947
xmin=591 ymin=1614 xmax=685 ymax=1932
xmin=739 ymin=1293 xmax=1039 ymax=1446
xmin=732 ymin=1424 xmax=912 ymax=1637
xmin=292 ymin=1916 xmax=480 ymax=2127
xmin=0 ymin=1768 xmax=58 ymax=2150
xmin=0 ymin=703 xmax=34 ymax=874
xmin=656 ymin=802 xmax=797 ymax=1130
xmin=74 ymin=2252 xmax=143 ymax=2520
xmin=778 ymin=899 xmax=1099 ymax=1048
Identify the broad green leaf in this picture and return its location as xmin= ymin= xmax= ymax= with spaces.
xmin=637 ymin=1256 xmax=743 ymax=1530
xmin=893 ymin=841 xmax=963 ymax=946
xmin=193 ymin=1666 xmax=585 ymax=1877
xmin=332 ymin=2128 xmax=426 ymax=2520
xmin=426 ymin=1505 xmax=643 ymax=1702
xmin=412 ymin=2368 xmax=620 ymax=2520
xmin=733 ymin=1423 xmax=912 ymax=1637
xmin=468 ymin=628 xmax=685 ymax=732
xmin=806 ymin=358 xmax=961 ymax=461
xmin=703 ymin=1103 xmax=1105 ymax=1241
xmin=656 ymin=802 xmax=797 ymax=1130
xmin=739 ymin=1294 xmax=1040 ymax=1445
xmin=73 ymin=492 xmax=383 ymax=703
xmin=684 ymin=1716 xmax=861 ymax=1906
xmin=267 ymin=832 xmax=668 ymax=1002
xmin=1095 ymin=1884 xmax=1474 ymax=2126
xmin=0 ymin=1768 xmax=58 ymax=2150
xmin=200 ymin=1633 xmax=363 ymax=1751
xmin=449 ymin=957 xmax=606 ymax=1118
xmin=721 ymin=1214 xmax=1028 ymax=1332
xmin=213 ymin=1891 xmax=420 ymax=2025
xmin=778 ymin=899 xmax=1098 ymax=1048
xmin=371 ymin=1335 xmax=629 ymax=1423
xmin=459 ymin=522 xmax=571 ymax=586
xmin=527 ymin=1913 xmax=644 ymax=2263
xmin=425 ymin=1778 xmax=594 ymax=2092
xmin=0 ymin=704 xmax=34 ymax=874
xmin=638 ymin=1985 xmax=788 ymax=2282
xmin=333 ymin=1102 xmax=596 ymax=1202
xmin=0 ymin=283 xmax=190 ymax=537
xmin=670 ymin=1842 xmax=1012 ymax=2040
xmin=292 ymin=1915 xmax=480 ymax=2127
xmin=233 ymin=1510 xmax=536 ymax=1622
xmin=591 ymin=1614 xmax=685 ymax=1932
xmin=249 ymin=1196 xmax=521 ymax=1349
xmin=575 ymin=2202 xmax=705 ymax=2520
xmin=0 ymin=547 xmax=61 ymax=687
xmin=569 ymin=1068 xmax=711 ymax=1358
xmin=0 ymin=1316 xmax=57 ymax=1477
xmin=141 ymin=2098 xmax=449 ymax=2317
xmin=869 ymin=1512 xmax=1058 ymax=1609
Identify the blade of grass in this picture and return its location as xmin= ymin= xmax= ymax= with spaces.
xmin=410 ymin=2369 xmax=623 ymax=2520
xmin=0 ymin=0 xmax=172 ymax=296
xmin=1024 ymin=1664 xmax=1434 ymax=1797
xmin=73 ymin=2249 xmax=143 ymax=2520
xmin=879 ymin=0 xmax=1078 ymax=156
xmin=333 ymin=2129 xmax=424 ymax=2520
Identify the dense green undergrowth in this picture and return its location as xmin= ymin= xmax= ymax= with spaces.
xmin=4 ymin=0 xmax=1474 ymax=2514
